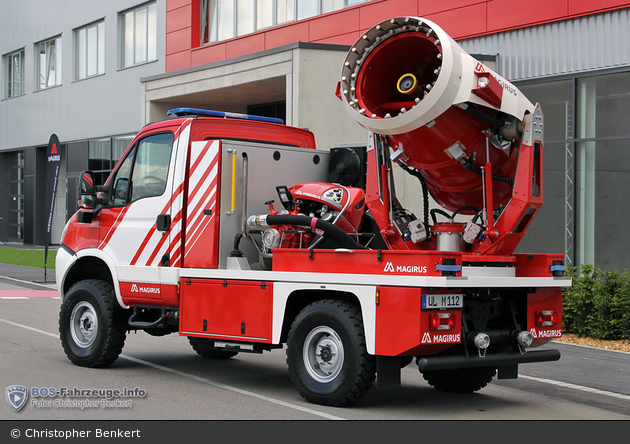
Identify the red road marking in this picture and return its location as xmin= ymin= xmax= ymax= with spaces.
xmin=0 ymin=290 xmax=59 ymax=298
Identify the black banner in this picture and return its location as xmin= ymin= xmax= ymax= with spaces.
xmin=44 ymin=134 xmax=61 ymax=276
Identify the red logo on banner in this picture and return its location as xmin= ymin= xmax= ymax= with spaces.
xmin=51 ymin=143 xmax=58 ymax=155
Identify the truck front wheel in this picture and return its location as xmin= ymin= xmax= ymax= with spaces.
xmin=59 ymin=279 xmax=127 ymax=368
xmin=286 ymin=299 xmax=375 ymax=406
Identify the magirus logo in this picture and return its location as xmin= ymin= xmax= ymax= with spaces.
xmin=421 ymin=332 xmax=461 ymax=344
xmin=130 ymin=284 xmax=160 ymax=294
xmin=383 ymin=262 xmax=428 ymax=274
xmin=529 ymin=328 xmax=562 ymax=339
xmin=6 ymin=385 xmax=28 ymax=411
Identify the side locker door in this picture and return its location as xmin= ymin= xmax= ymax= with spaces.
xmin=99 ymin=127 xmax=180 ymax=306
xmin=181 ymin=139 xmax=222 ymax=268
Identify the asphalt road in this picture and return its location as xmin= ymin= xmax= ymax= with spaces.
xmin=1 ymin=262 xmax=629 ymax=423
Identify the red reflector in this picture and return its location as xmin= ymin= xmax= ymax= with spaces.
xmin=430 ymin=313 xmax=455 ymax=331
xmin=535 ymin=310 xmax=558 ymax=327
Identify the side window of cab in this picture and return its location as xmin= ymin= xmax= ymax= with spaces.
xmin=110 ymin=132 xmax=174 ymax=206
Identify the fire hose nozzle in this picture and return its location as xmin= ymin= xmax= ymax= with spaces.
xmin=246 ymin=214 xmax=269 ymax=229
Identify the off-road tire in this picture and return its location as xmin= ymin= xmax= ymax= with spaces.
xmin=188 ymin=337 xmax=238 ymax=359
xmin=59 ymin=279 xmax=127 ymax=368
xmin=421 ymin=366 xmax=497 ymax=393
xmin=286 ymin=299 xmax=376 ymax=406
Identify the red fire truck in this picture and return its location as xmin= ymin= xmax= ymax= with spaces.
xmin=57 ymin=17 xmax=569 ymax=406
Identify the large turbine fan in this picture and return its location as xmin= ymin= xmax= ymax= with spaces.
xmin=328 ymin=147 xmax=362 ymax=187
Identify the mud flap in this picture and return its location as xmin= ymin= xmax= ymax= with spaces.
xmin=376 ymin=356 xmax=401 ymax=390
xmin=498 ymin=364 xmax=518 ymax=379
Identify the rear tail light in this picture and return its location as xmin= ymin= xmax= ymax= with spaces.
xmin=535 ymin=310 xmax=558 ymax=327
xmin=430 ymin=313 xmax=455 ymax=331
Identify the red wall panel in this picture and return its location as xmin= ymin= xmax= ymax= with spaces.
xmin=419 ymin=0 xmax=486 ymax=16
xmin=166 ymin=51 xmax=191 ymax=72
xmin=312 ymin=30 xmax=363 ymax=46
xmin=167 ymin=28 xmax=192 ymax=54
xmin=358 ymin=0 xmax=418 ymax=29
xmin=487 ymin=0 xmax=568 ymax=32
xmin=309 ymin=9 xmax=361 ymax=41
xmin=165 ymin=0 xmax=630 ymax=73
xmin=426 ymin=3 xmax=487 ymax=39
xmin=265 ymin=22 xmax=310 ymax=50
xmin=569 ymin=0 xmax=630 ymax=15
xmin=226 ymin=33 xmax=266 ymax=59
xmin=166 ymin=3 xmax=192 ymax=33
xmin=191 ymin=43 xmax=227 ymax=66
xmin=167 ymin=0 xmax=191 ymax=12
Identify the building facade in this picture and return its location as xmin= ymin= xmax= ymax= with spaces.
xmin=0 ymin=0 xmax=167 ymax=245
xmin=2 ymin=0 xmax=629 ymax=272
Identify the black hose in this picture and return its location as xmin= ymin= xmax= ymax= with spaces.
xmin=462 ymin=103 xmax=506 ymax=128
xmin=452 ymin=205 xmax=481 ymax=219
xmin=400 ymin=164 xmax=431 ymax=241
xmin=430 ymin=208 xmax=453 ymax=225
xmin=492 ymin=174 xmax=514 ymax=185
xmin=264 ymin=214 xmax=366 ymax=250
xmin=464 ymin=158 xmax=515 ymax=186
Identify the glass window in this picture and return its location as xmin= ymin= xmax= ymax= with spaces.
xmin=516 ymin=79 xmax=574 ymax=266
xmin=296 ymin=0 xmax=317 ymax=20
xmin=237 ymin=0 xmax=255 ymax=36
xmin=200 ymin=0 xmax=371 ymax=44
xmin=76 ymin=20 xmax=105 ymax=80
xmin=89 ymin=139 xmax=112 ymax=185
xmin=121 ymin=2 xmax=157 ymax=68
xmin=110 ymin=133 xmax=173 ymax=206
xmin=217 ymin=0 xmax=235 ymax=41
xmin=111 ymin=147 xmax=135 ymax=206
xmin=4 ymin=49 xmax=25 ymax=98
xmin=575 ymin=138 xmax=630 ymax=270
xmin=577 ymin=72 xmax=630 ymax=139
xmin=517 ymin=71 xmax=630 ymax=271
xmin=37 ymin=36 xmax=62 ymax=90
xmin=130 ymin=133 xmax=173 ymax=202
xmin=519 ymin=80 xmax=574 ymax=142
xmin=276 ymin=0 xmax=295 ymax=24
xmin=8 ymin=151 xmax=24 ymax=241
xmin=321 ymin=0 xmax=344 ymax=14
xmin=257 ymin=0 xmax=273 ymax=29
xmin=113 ymin=137 xmax=134 ymax=166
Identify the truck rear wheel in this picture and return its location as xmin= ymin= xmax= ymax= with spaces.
xmin=59 ymin=279 xmax=127 ymax=368
xmin=286 ymin=299 xmax=375 ymax=406
xmin=421 ymin=366 xmax=496 ymax=393
xmin=188 ymin=337 xmax=238 ymax=359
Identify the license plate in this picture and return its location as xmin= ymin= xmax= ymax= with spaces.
xmin=422 ymin=294 xmax=463 ymax=310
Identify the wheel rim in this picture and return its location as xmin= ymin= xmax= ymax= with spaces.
xmin=70 ymin=301 xmax=98 ymax=348
xmin=303 ymin=326 xmax=345 ymax=383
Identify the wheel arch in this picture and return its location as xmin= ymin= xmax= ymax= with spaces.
xmin=274 ymin=283 xmax=377 ymax=354
xmin=59 ymin=250 xmax=127 ymax=309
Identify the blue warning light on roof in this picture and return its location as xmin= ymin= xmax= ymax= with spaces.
xmin=167 ymin=108 xmax=284 ymax=124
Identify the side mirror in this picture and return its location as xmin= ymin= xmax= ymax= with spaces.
xmin=78 ymin=171 xmax=97 ymax=209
